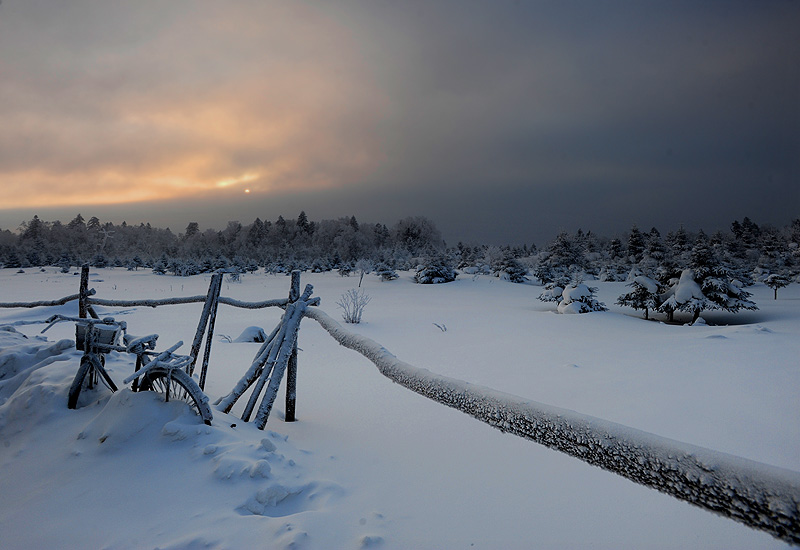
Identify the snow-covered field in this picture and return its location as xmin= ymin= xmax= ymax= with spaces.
xmin=0 ymin=267 xmax=798 ymax=549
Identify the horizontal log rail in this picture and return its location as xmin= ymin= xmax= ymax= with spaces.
xmin=304 ymin=306 xmax=800 ymax=545
xmin=0 ymin=295 xmax=288 ymax=310
xmin=0 ymin=294 xmax=81 ymax=309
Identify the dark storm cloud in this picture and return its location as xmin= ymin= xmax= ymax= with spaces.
xmin=0 ymin=1 xmax=797 ymax=244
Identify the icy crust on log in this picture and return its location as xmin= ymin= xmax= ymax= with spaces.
xmin=304 ymin=307 xmax=800 ymax=544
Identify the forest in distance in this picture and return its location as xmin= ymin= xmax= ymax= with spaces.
xmin=1 ymin=212 xmax=798 ymax=291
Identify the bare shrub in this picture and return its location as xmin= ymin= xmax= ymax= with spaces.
xmin=336 ymin=288 xmax=371 ymax=324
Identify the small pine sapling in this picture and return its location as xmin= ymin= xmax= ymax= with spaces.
xmin=765 ymin=273 xmax=791 ymax=300
xmin=374 ymin=263 xmax=399 ymax=281
xmin=617 ymin=276 xmax=661 ymax=320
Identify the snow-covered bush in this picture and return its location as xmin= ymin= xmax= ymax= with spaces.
xmin=556 ymin=284 xmax=607 ymax=314
xmin=310 ymin=258 xmax=330 ymax=273
xmin=336 ymin=288 xmax=371 ymax=324
xmin=538 ymin=283 xmax=565 ymax=303
xmin=90 ymin=254 xmax=108 ymax=268
xmin=617 ymin=276 xmax=661 ymax=320
xmin=538 ymin=281 xmax=606 ymax=314
xmin=414 ymin=262 xmax=457 ymax=284
xmin=374 ymin=263 xmax=399 ymax=281
xmin=460 ymin=264 xmax=492 ymax=275
xmin=152 ymin=258 xmax=168 ymax=275
xmin=495 ymin=257 xmax=528 ymax=283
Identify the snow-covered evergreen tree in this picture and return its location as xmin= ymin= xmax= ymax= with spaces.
xmin=617 ymin=275 xmax=661 ymax=319
xmin=627 ymin=225 xmax=645 ymax=264
xmin=485 ymin=247 xmax=528 ymax=283
xmin=764 ymin=273 xmax=791 ymax=300
xmin=374 ymin=263 xmax=399 ymax=281
xmin=556 ymin=283 xmax=607 ymax=314
xmin=538 ymin=282 xmax=565 ymax=303
xmin=414 ymin=257 xmax=457 ymax=284
xmin=535 ymin=232 xmax=585 ymax=284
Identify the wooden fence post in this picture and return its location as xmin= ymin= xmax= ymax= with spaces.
xmin=198 ymin=273 xmax=222 ymax=390
xmin=189 ymin=273 xmax=223 ymax=386
xmin=285 ymin=270 xmax=301 ymax=422
xmin=79 ymin=265 xmax=89 ymax=319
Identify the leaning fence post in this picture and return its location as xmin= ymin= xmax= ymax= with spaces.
xmin=285 ymin=270 xmax=301 ymax=422
xmin=198 ymin=274 xmax=222 ymax=390
xmin=189 ymin=273 xmax=223 ymax=379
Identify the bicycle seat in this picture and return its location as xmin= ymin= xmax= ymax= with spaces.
xmin=124 ymin=333 xmax=159 ymax=353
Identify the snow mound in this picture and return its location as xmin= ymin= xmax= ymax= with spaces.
xmin=0 ymin=330 xmax=78 ymax=435
xmin=0 ymin=328 xmax=368 ymax=549
xmin=234 ymin=326 xmax=268 ymax=343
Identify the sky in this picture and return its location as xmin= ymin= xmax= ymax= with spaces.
xmin=0 ymin=1 xmax=798 ymax=246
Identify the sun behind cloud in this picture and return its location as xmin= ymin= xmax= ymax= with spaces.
xmin=0 ymin=3 xmax=389 ymax=212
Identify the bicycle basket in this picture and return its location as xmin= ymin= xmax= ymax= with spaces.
xmin=75 ymin=323 xmax=121 ymax=351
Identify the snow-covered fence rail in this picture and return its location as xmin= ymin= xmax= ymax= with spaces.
xmin=0 ymin=292 xmax=288 ymax=310
xmin=304 ymin=307 xmax=800 ymax=545
xmin=88 ymin=296 xmax=289 ymax=309
xmin=0 ymin=294 xmax=82 ymax=308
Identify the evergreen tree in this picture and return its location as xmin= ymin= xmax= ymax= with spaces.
xmin=184 ymin=222 xmax=200 ymax=240
xmin=414 ymin=255 xmax=456 ymax=284
xmin=297 ymin=211 xmax=311 ymax=233
xmin=627 ymin=225 xmax=645 ymax=263
xmin=764 ymin=273 xmax=791 ymax=300
xmin=556 ymin=283 xmax=607 ymax=314
xmin=660 ymin=255 xmax=757 ymax=324
xmin=617 ymin=276 xmax=661 ymax=319
xmin=375 ymin=263 xmax=399 ymax=281
xmin=67 ymin=213 xmax=86 ymax=231
xmin=535 ymin=231 xmax=585 ymax=283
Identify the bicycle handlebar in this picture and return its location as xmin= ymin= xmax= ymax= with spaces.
xmin=41 ymin=314 xmax=127 ymax=334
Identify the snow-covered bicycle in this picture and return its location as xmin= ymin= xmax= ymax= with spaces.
xmin=42 ymin=315 xmax=212 ymax=425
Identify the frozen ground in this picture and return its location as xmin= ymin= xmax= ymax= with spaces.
xmin=0 ymin=267 xmax=798 ymax=549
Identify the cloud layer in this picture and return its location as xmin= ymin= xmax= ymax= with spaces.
xmin=1 ymin=1 xmax=797 ymax=243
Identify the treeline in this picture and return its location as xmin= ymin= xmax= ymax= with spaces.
xmin=0 ymin=212 xmax=798 ymax=288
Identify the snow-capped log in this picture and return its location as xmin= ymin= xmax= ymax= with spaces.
xmin=0 ymin=294 xmax=81 ymax=308
xmin=88 ymin=296 xmax=290 ymax=309
xmin=304 ymin=306 xmax=800 ymax=545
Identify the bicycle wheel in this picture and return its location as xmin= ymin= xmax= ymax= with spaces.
xmin=138 ymin=367 xmax=213 ymax=425
xmin=67 ymin=356 xmax=92 ymax=409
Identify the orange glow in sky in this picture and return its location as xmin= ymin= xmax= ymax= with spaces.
xmin=0 ymin=3 xmax=387 ymax=213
